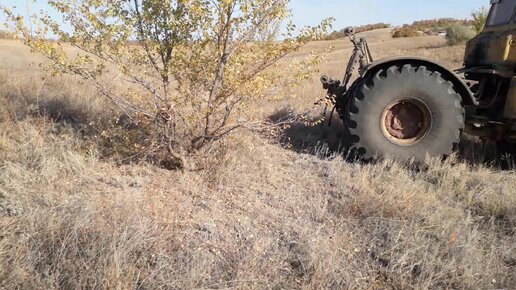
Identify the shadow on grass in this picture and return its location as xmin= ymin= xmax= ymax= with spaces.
xmin=35 ymin=98 xmax=97 ymax=126
xmin=3 ymin=81 xmax=112 ymax=128
xmin=268 ymin=107 xmax=351 ymax=157
xmin=270 ymin=107 xmax=515 ymax=170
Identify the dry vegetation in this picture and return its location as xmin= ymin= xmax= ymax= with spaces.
xmin=393 ymin=18 xmax=476 ymax=38
xmin=1 ymin=30 xmax=515 ymax=289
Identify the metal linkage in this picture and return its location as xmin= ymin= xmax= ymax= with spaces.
xmin=320 ymin=27 xmax=373 ymax=124
xmin=321 ymin=27 xmax=373 ymax=100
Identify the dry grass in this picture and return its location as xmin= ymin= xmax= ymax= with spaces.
xmin=1 ymin=31 xmax=515 ymax=289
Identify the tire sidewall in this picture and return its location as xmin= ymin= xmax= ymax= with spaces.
xmin=349 ymin=66 xmax=464 ymax=160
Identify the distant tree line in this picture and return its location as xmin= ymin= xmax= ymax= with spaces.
xmin=324 ymin=23 xmax=391 ymax=40
xmin=392 ymin=7 xmax=488 ymax=46
xmin=406 ymin=18 xmax=475 ymax=32
xmin=323 ymin=17 xmax=478 ymax=41
xmin=0 ymin=30 xmax=15 ymax=39
xmin=392 ymin=18 xmax=476 ymax=38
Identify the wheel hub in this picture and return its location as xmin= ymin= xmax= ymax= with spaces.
xmin=381 ymin=99 xmax=432 ymax=146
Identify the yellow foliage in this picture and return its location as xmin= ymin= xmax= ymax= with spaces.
xmin=1 ymin=0 xmax=332 ymax=168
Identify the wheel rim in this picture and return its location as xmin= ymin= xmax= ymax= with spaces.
xmin=380 ymin=98 xmax=432 ymax=146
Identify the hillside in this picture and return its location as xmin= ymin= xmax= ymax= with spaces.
xmin=0 ymin=29 xmax=515 ymax=289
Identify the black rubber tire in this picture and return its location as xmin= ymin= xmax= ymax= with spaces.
xmin=347 ymin=64 xmax=465 ymax=161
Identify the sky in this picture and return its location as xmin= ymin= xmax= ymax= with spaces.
xmin=290 ymin=0 xmax=488 ymax=28
xmin=1 ymin=0 xmax=489 ymax=31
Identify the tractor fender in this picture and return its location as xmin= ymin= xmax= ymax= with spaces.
xmin=361 ymin=56 xmax=475 ymax=105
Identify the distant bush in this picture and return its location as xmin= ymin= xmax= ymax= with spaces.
xmin=393 ymin=18 xmax=476 ymax=38
xmin=409 ymin=18 xmax=474 ymax=31
xmin=355 ymin=23 xmax=391 ymax=33
xmin=445 ymin=24 xmax=476 ymax=45
xmin=472 ymin=7 xmax=488 ymax=34
xmin=392 ymin=27 xmax=419 ymax=38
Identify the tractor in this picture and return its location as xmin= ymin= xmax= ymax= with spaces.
xmin=321 ymin=0 xmax=516 ymax=161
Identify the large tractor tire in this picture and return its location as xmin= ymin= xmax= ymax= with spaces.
xmin=347 ymin=64 xmax=465 ymax=161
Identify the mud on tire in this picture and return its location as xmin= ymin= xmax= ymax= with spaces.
xmin=347 ymin=64 xmax=465 ymax=161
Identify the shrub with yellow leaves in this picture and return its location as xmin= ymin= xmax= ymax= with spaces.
xmin=1 ymin=0 xmax=332 ymax=170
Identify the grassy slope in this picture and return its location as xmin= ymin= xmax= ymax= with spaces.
xmin=0 ymin=31 xmax=515 ymax=289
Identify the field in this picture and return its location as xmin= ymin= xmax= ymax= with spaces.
xmin=0 ymin=29 xmax=515 ymax=289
